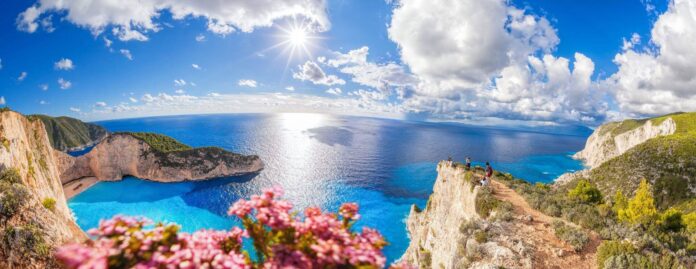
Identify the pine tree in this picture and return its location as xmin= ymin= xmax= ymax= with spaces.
xmin=612 ymin=190 xmax=628 ymax=213
xmin=618 ymin=179 xmax=658 ymax=225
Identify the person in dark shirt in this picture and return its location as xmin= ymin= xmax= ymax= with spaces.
xmin=465 ymin=157 xmax=471 ymax=170
xmin=482 ymin=162 xmax=493 ymax=186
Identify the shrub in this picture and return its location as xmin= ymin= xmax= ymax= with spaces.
xmin=0 ymin=168 xmax=21 ymax=184
xmin=0 ymin=181 xmax=30 ymax=218
xmin=41 ymin=198 xmax=56 ymax=211
xmin=122 ymin=132 xmax=192 ymax=153
xmin=56 ymin=188 xmax=411 ymax=269
xmin=552 ymin=220 xmax=589 ymax=252
xmin=475 ymin=186 xmax=504 ymax=219
xmin=474 ymin=230 xmax=487 ymax=243
xmin=618 ymin=179 xmax=658 ymax=225
xmin=683 ymin=212 xmax=696 ymax=233
xmin=1 ymin=224 xmax=51 ymax=259
xmin=659 ymin=208 xmax=683 ymax=232
xmin=596 ymin=240 xmax=637 ymax=268
xmin=612 ymin=190 xmax=628 ymax=213
xmin=568 ymin=179 xmax=602 ymax=204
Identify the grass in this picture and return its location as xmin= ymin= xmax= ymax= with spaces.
xmin=597 ymin=111 xmax=696 ymax=137
xmin=41 ymin=198 xmax=56 ymax=211
xmin=120 ymin=132 xmax=192 ymax=153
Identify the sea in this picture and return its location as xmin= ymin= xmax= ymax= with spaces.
xmin=67 ymin=113 xmax=587 ymax=262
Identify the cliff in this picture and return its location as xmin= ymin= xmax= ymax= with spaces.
xmin=574 ymin=117 xmax=676 ymax=168
xmin=563 ymin=112 xmax=696 ymax=209
xmin=0 ymin=111 xmax=86 ymax=268
xmin=55 ymin=132 xmax=264 ymax=183
xmin=401 ymin=162 xmax=598 ymax=269
xmin=27 ymin=114 xmax=108 ymax=152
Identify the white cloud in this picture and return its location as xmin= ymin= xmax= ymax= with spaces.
xmin=293 ymin=61 xmax=345 ymax=86
xmin=58 ymin=78 xmax=71 ymax=89
xmin=195 ymin=34 xmax=206 ymax=42
xmin=103 ymin=37 xmax=113 ymax=47
xmin=192 ymin=64 xmax=201 ymax=70
xmin=382 ymin=0 xmax=605 ymax=124
xmin=0 ymin=97 xmax=5 ymax=105
xmin=18 ymin=72 xmax=28 ymax=81
xmin=54 ymin=58 xmax=74 ymax=70
xmin=39 ymin=84 xmax=48 ymax=90
xmin=208 ymin=92 xmax=221 ymax=97
xmin=129 ymin=97 xmax=138 ymax=103
xmin=174 ymin=79 xmax=186 ymax=87
xmin=120 ymin=49 xmax=133 ymax=60
xmin=69 ymin=107 xmax=80 ymax=112
xmin=608 ymin=0 xmax=696 ymax=116
xmin=285 ymin=86 xmax=295 ymax=91
xmin=95 ymin=101 xmax=107 ymax=107
xmin=17 ymin=0 xmax=330 ymax=41
xmin=238 ymin=79 xmax=258 ymax=88
xmin=328 ymin=47 xmax=418 ymax=92
xmin=326 ymin=88 xmax=342 ymax=95
xmin=39 ymin=100 xmax=48 ymax=105
xmin=175 ymin=89 xmax=185 ymax=94
xmin=621 ymin=33 xmax=641 ymax=51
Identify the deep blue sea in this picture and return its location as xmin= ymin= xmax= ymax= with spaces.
xmin=68 ymin=113 xmax=586 ymax=262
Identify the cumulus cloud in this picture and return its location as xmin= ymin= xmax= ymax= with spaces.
xmin=17 ymin=0 xmax=330 ymax=41
xmin=326 ymin=88 xmax=342 ymax=95
xmin=285 ymin=86 xmax=295 ymax=91
xmin=293 ymin=61 xmax=345 ymax=86
xmin=129 ymin=97 xmax=138 ymax=103
xmin=103 ymin=37 xmax=113 ymax=47
xmin=608 ymin=0 xmax=696 ymax=116
xmin=328 ymin=46 xmax=418 ymax=93
xmin=238 ymin=79 xmax=258 ymax=88
xmin=18 ymin=72 xmax=28 ymax=81
xmin=58 ymin=78 xmax=71 ymax=89
xmin=195 ymin=34 xmax=206 ymax=42
xmin=39 ymin=84 xmax=48 ymax=91
xmin=120 ymin=49 xmax=133 ymax=60
xmin=95 ymin=101 xmax=107 ymax=107
xmin=69 ymin=107 xmax=80 ymax=112
xmin=0 ymin=97 xmax=5 ymax=105
xmin=175 ymin=89 xmax=185 ymax=94
xmin=39 ymin=100 xmax=48 ymax=105
xmin=383 ymin=0 xmax=605 ymax=124
xmin=192 ymin=64 xmax=201 ymax=70
xmin=54 ymin=58 xmax=74 ymax=70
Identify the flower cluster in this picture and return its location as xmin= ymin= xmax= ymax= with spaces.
xmin=56 ymin=188 xmax=414 ymax=269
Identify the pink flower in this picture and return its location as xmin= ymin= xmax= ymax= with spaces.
xmin=339 ymin=202 xmax=361 ymax=221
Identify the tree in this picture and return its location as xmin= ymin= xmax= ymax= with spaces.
xmin=618 ymin=179 xmax=658 ymax=225
xmin=568 ymin=179 xmax=603 ymax=204
xmin=612 ymin=190 xmax=628 ymax=213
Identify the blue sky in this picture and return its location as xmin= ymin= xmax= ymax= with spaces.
xmin=1 ymin=0 xmax=692 ymax=126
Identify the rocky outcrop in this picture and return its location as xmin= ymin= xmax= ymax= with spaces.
xmin=29 ymin=114 xmax=108 ymax=152
xmin=55 ymin=133 xmax=264 ymax=183
xmin=0 ymin=111 xmax=86 ymax=268
xmin=401 ymin=162 xmax=480 ymax=268
xmin=574 ymin=118 xmax=676 ymax=169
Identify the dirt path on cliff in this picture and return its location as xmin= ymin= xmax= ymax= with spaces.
xmin=489 ymin=179 xmax=601 ymax=269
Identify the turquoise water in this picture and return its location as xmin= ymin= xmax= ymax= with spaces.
xmin=68 ymin=113 xmax=586 ymax=262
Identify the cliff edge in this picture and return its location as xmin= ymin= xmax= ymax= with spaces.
xmin=55 ymin=132 xmax=264 ymax=183
xmin=401 ymin=162 xmax=598 ymax=269
xmin=0 ymin=111 xmax=86 ymax=268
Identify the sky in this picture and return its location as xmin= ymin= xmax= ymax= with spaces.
xmin=1 ymin=0 xmax=693 ymax=127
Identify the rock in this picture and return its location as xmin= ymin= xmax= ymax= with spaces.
xmin=573 ymin=118 xmax=676 ymax=169
xmin=54 ymin=133 xmax=264 ymax=183
xmin=523 ymin=215 xmax=534 ymax=222
xmin=553 ymin=248 xmax=565 ymax=257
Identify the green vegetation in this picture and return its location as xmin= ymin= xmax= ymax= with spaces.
xmin=475 ymin=186 xmax=513 ymax=220
xmin=568 ymin=179 xmax=602 ymax=204
xmin=552 ymin=220 xmax=589 ymax=252
xmin=473 ymin=230 xmax=488 ymax=243
xmin=1 ymin=224 xmax=50 ymax=259
xmin=596 ymin=240 xmax=637 ymax=268
xmin=28 ymin=114 xmax=108 ymax=151
xmin=616 ymin=179 xmax=658 ymax=225
xmin=0 ymin=168 xmax=29 ymax=219
xmin=41 ymin=198 xmax=56 ymax=211
xmin=121 ymin=132 xmax=193 ymax=153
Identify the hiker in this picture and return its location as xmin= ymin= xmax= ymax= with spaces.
xmin=465 ymin=157 xmax=471 ymax=170
xmin=483 ymin=162 xmax=493 ymax=185
xmin=447 ymin=156 xmax=453 ymax=167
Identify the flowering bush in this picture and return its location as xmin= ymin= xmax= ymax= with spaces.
xmin=56 ymin=188 xmax=413 ymax=269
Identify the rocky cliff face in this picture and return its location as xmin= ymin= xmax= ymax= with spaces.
xmin=55 ymin=133 xmax=264 ymax=183
xmin=0 ymin=111 xmax=86 ymax=268
xmin=574 ymin=118 xmax=676 ymax=169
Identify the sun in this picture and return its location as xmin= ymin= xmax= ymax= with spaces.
xmin=288 ymin=27 xmax=308 ymax=46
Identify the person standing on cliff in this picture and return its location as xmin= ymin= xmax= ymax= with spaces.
xmin=482 ymin=162 xmax=493 ymax=186
xmin=465 ymin=157 xmax=471 ymax=170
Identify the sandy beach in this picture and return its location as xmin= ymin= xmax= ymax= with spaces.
xmin=63 ymin=177 xmax=99 ymax=199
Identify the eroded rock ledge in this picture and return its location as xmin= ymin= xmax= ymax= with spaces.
xmin=54 ymin=133 xmax=264 ymax=183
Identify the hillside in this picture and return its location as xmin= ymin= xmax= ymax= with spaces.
xmin=27 ymin=114 xmax=108 ymax=151
xmin=573 ymin=112 xmax=696 ymax=209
